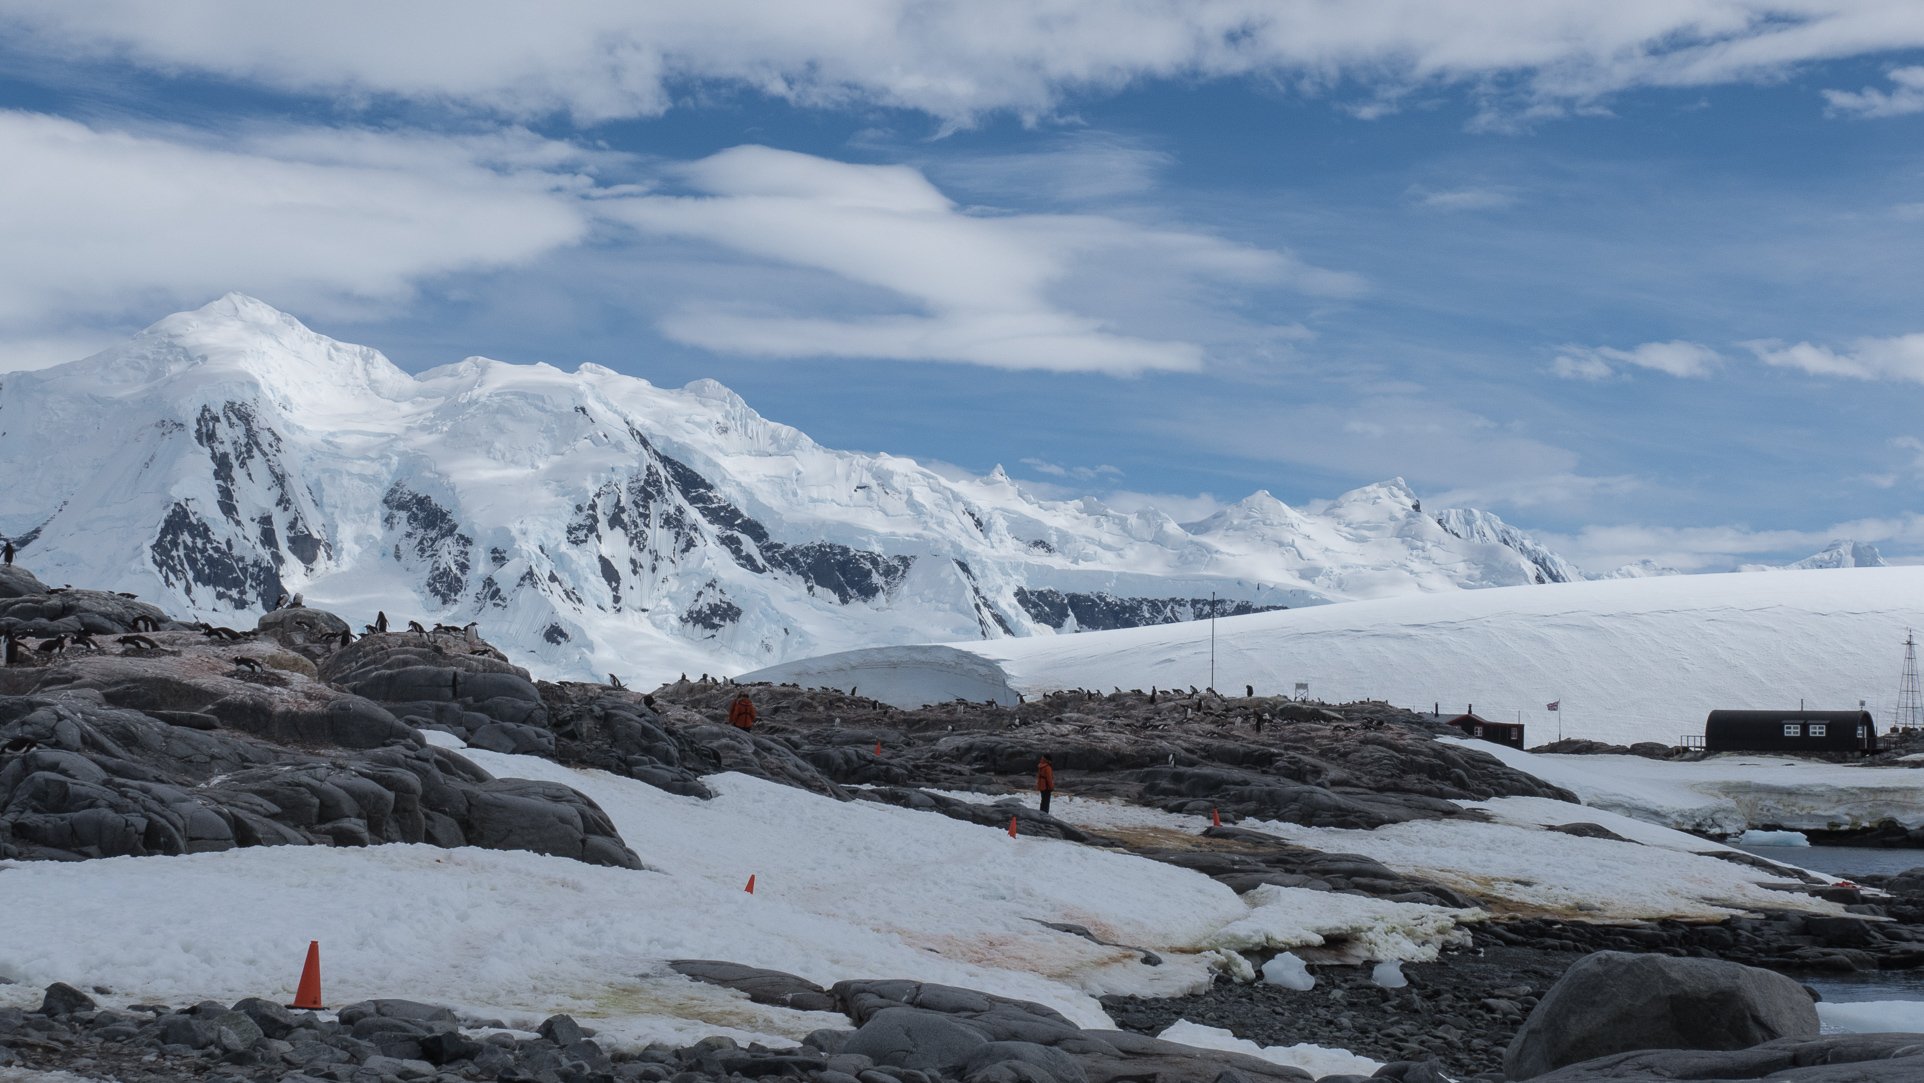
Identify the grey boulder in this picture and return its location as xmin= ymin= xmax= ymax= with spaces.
xmin=1504 ymin=951 xmax=1819 ymax=1080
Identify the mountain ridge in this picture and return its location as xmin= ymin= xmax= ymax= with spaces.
xmin=1 ymin=295 xmax=1585 ymax=684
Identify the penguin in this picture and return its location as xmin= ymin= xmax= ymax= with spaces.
xmin=2 ymin=540 xmax=12 ymax=564
xmin=69 ymin=631 xmax=97 ymax=651
xmin=116 ymin=634 xmax=159 ymax=650
xmin=232 ymin=657 xmax=265 ymax=673
xmin=337 ymin=628 xmax=354 ymax=647
xmin=641 ymin=693 xmax=656 ymax=709
xmin=407 ymin=620 xmax=427 ymax=634
xmin=1246 ymin=684 xmax=1254 ymax=699
xmin=1 ymin=735 xmax=36 ymax=755
xmin=35 ymin=635 xmax=67 ymax=655
xmin=463 ymin=622 xmax=479 ymax=645
xmin=375 ymin=610 xmax=389 ymax=633
xmin=289 ymin=593 xmax=304 ymax=608
xmin=608 ymin=673 xmax=624 ymax=689
xmin=1 ymin=631 xmax=16 ymax=665
xmin=115 ymin=591 xmax=137 ymax=599
xmin=363 ymin=624 xmax=378 ymax=635
xmin=272 ymin=593 xmax=286 ymax=610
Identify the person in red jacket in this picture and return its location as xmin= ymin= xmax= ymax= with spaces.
xmin=1036 ymin=754 xmax=1055 ymax=814
xmin=728 ymin=692 xmax=757 ymax=730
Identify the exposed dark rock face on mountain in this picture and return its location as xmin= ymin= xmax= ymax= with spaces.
xmin=1012 ymin=588 xmax=1283 ymax=632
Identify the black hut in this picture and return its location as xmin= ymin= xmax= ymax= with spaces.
xmin=1445 ymin=713 xmax=1526 ymax=750
xmin=1702 ymin=710 xmax=1878 ymax=754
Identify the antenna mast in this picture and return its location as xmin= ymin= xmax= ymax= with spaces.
xmin=1898 ymin=630 xmax=1923 ymax=732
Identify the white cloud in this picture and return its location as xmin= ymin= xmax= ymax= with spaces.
xmin=1823 ymin=65 xmax=1924 ymax=117
xmin=1551 ymin=354 xmax=1614 ymax=381
xmin=1018 ymin=457 xmax=1122 ymax=481
xmin=1746 ymin=333 xmax=1924 ymax=382
xmin=606 ymin=145 xmax=1355 ymax=374
xmin=0 ymin=110 xmax=599 ymax=365
xmin=8 ymin=3 xmax=1924 ymax=125
xmin=1551 ymin=340 xmax=1722 ymax=380
xmin=1409 ymin=186 xmax=1519 ymax=212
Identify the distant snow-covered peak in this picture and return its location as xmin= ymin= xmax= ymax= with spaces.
xmin=61 ymin=292 xmax=415 ymax=413
xmin=1184 ymin=490 xmax=1305 ymax=534
xmin=1599 ymin=559 xmax=1682 ymax=579
xmin=1324 ymin=477 xmax=1422 ymax=519
xmin=1741 ymin=539 xmax=1887 ymax=572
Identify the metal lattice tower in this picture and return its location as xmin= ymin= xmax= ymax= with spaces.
xmin=1898 ymin=630 xmax=1923 ymax=733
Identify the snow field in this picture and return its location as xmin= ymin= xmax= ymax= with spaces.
xmin=1447 ymin=739 xmax=1924 ymax=836
xmin=927 ymin=784 xmax=1847 ymax=922
xmin=0 ymin=745 xmax=1474 ymax=1054
xmin=762 ymin=566 xmax=1924 ymax=748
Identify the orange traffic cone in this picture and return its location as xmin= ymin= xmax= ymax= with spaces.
xmin=1211 ymin=808 xmax=1221 ymax=827
xmin=874 ymin=741 xmax=882 ymax=755
xmin=744 ymin=874 xmax=756 ymax=894
xmin=1008 ymin=816 xmax=1018 ymax=838
xmin=287 ymin=940 xmax=323 ymax=1011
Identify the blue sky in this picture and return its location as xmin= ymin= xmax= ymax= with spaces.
xmin=3 ymin=3 xmax=1924 ymax=573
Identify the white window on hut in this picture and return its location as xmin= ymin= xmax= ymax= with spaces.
xmin=1783 ymin=723 xmax=1802 ymax=737
xmin=1809 ymin=724 xmax=1827 ymax=737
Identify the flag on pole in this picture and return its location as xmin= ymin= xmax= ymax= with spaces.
xmin=1545 ymin=701 xmax=1561 ymax=711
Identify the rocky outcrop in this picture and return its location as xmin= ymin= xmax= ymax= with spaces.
xmin=0 ymin=572 xmax=640 ymax=869
xmin=1527 ymin=1035 xmax=1924 ymax=1082
xmin=1502 ymin=951 xmax=1819 ymax=1080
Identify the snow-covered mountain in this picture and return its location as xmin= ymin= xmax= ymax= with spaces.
xmin=0 ymin=295 xmax=1581 ymax=683
xmin=1740 ymin=539 xmax=1887 ymax=572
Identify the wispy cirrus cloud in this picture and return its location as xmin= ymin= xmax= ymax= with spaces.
xmin=1550 ymin=340 xmax=1723 ymax=380
xmin=607 ymin=145 xmax=1359 ymax=374
xmin=1823 ymin=65 xmax=1924 ymax=117
xmin=1745 ymin=333 xmax=1924 ymax=382
xmin=1409 ymin=186 xmax=1519 ymax=212
xmin=0 ymin=110 xmax=604 ymax=371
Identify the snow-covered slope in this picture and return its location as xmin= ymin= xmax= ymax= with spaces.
xmin=0 ymin=295 xmax=1579 ymax=683
xmin=744 ymin=566 xmax=1924 ymax=746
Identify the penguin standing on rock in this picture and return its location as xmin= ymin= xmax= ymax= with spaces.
xmin=375 ymin=611 xmax=389 ymax=633
xmin=2 ymin=540 xmax=12 ymax=564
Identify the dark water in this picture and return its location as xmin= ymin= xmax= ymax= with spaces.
xmin=1737 ymin=844 xmax=1924 ymax=879
xmin=1807 ymin=972 xmax=1924 ymax=1003
xmin=1739 ymin=846 xmax=1924 ymax=1005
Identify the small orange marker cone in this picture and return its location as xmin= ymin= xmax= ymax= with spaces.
xmin=287 ymin=940 xmax=323 ymax=1011
xmin=744 ymin=874 xmax=756 ymax=894
xmin=874 ymin=741 xmax=882 ymax=755
xmin=1008 ymin=816 xmax=1018 ymax=838
xmin=1211 ymin=808 xmax=1221 ymax=827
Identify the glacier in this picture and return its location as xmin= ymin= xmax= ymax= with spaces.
xmin=745 ymin=565 xmax=1924 ymax=746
